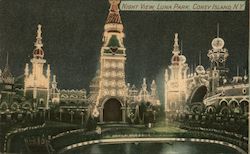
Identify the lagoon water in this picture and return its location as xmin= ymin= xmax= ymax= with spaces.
xmin=68 ymin=142 xmax=240 ymax=154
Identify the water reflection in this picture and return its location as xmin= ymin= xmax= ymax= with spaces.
xmin=68 ymin=142 xmax=240 ymax=154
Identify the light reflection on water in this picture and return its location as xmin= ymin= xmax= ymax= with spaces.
xmin=69 ymin=142 xmax=240 ymax=154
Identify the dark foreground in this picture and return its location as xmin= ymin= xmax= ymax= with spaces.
xmin=69 ymin=142 xmax=240 ymax=154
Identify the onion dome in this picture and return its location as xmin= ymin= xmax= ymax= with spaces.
xmin=179 ymin=55 xmax=186 ymax=64
xmin=33 ymin=48 xmax=44 ymax=59
xmin=196 ymin=65 xmax=205 ymax=75
xmin=171 ymin=55 xmax=180 ymax=65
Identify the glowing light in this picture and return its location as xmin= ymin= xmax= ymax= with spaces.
xmin=92 ymin=106 xmax=99 ymax=117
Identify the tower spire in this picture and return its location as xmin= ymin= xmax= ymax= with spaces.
xmin=173 ymin=33 xmax=180 ymax=54
xmin=33 ymin=24 xmax=45 ymax=59
xmin=106 ymin=0 xmax=122 ymax=24
xmin=34 ymin=24 xmax=43 ymax=49
xmin=199 ymin=51 xmax=201 ymax=65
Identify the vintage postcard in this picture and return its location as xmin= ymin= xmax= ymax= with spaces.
xmin=0 ymin=0 xmax=249 ymax=153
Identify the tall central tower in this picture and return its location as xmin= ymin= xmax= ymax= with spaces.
xmin=89 ymin=0 xmax=127 ymax=123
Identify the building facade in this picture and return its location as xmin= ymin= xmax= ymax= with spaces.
xmin=165 ymin=31 xmax=249 ymax=116
xmin=24 ymin=24 xmax=51 ymax=110
xmin=89 ymin=0 xmax=160 ymax=123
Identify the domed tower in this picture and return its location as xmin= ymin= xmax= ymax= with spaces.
xmin=207 ymin=25 xmax=229 ymax=87
xmin=24 ymin=24 xmax=51 ymax=109
xmin=89 ymin=0 xmax=127 ymax=123
xmin=165 ymin=33 xmax=189 ymax=113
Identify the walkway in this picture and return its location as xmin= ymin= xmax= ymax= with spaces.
xmin=58 ymin=137 xmax=247 ymax=154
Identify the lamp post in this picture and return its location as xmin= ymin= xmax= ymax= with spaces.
xmin=59 ymin=108 xmax=63 ymax=121
xmin=48 ymin=109 xmax=50 ymax=121
xmin=80 ymin=111 xmax=84 ymax=125
xmin=153 ymin=110 xmax=156 ymax=121
xmin=43 ymin=109 xmax=46 ymax=121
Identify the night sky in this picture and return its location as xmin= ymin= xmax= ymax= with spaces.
xmin=0 ymin=0 xmax=249 ymax=93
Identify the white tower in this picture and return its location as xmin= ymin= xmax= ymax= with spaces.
xmin=89 ymin=0 xmax=127 ymax=122
xmin=24 ymin=24 xmax=51 ymax=109
xmin=165 ymin=33 xmax=189 ymax=113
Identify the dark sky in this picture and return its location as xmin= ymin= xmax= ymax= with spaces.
xmin=0 ymin=0 xmax=249 ymax=92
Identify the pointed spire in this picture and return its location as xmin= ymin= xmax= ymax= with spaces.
xmin=25 ymin=63 xmax=29 ymax=76
xmin=2 ymin=52 xmax=13 ymax=83
xmin=142 ymin=78 xmax=147 ymax=91
xmin=217 ymin=23 xmax=220 ymax=38
xmin=106 ymin=0 xmax=122 ymax=24
xmin=151 ymin=80 xmax=156 ymax=86
xmin=173 ymin=33 xmax=180 ymax=54
xmin=47 ymin=64 xmax=51 ymax=77
xmin=53 ymin=75 xmax=56 ymax=82
xmin=34 ymin=24 xmax=43 ymax=49
xmin=199 ymin=51 xmax=201 ymax=65
xmin=33 ymin=24 xmax=45 ymax=59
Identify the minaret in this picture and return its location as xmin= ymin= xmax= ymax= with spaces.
xmin=165 ymin=33 xmax=189 ymax=113
xmin=151 ymin=80 xmax=157 ymax=96
xmin=46 ymin=64 xmax=50 ymax=109
xmin=24 ymin=24 xmax=51 ymax=109
xmin=142 ymin=78 xmax=147 ymax=91
xmin=2 ymin=52 xmax=14 ymax=85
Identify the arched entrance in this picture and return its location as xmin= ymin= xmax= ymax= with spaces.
xmin=190 ymin=85 xmax=208 ymax=103
xmin=188 ymin=86 xmax=207 ymax=113
xmin=103 ymin=98 xmax=122 ymax=122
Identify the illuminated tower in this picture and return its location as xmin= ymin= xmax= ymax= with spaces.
xmin=1 ymin=53 xmax=15 ymax=105
xmin=207 ymin=24 xmax=229 ymax=89
xmin=89 ymin=0 xmax=127 ymax=122
xmin=165 ymin=33 xmax=189 ymax=113
xmin=24 ymin=24 xmax=51 ymax=109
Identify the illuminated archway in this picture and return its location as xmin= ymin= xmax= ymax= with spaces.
xmin=190 ymin=85 xmax=208 ymax=103
xmin=0 ymin=102 xmax=8 ymax=111
xmin=220 ymin=106 xmax=230 ymax=115
xmin=205 ymin=106 xmax=216 ymax=114
xmin=103 ymin=98 xmax=122 ymax=122
xmin=240 ymin=100 xmax=249 ymax=114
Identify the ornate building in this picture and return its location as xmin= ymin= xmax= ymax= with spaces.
xmin=0 ymin=53 xmax=16 ymax=114
xmin=89 ymin=0 xmax=160 ymax=123
xmin=165 ymin=33 xmax=188 ymax=113
xmin=24 ymin=24 xmax=51 ymax=109
xmin=165 ymin=30 xmax=249 ymax=116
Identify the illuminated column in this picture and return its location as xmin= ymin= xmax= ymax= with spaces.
xmin=24 ymin=63 xmax=29 ymax=96
xmin=90 ymin=0 xmax=127 ymax=122
xmin=46 ymin=64 xmax=50 ymax=109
